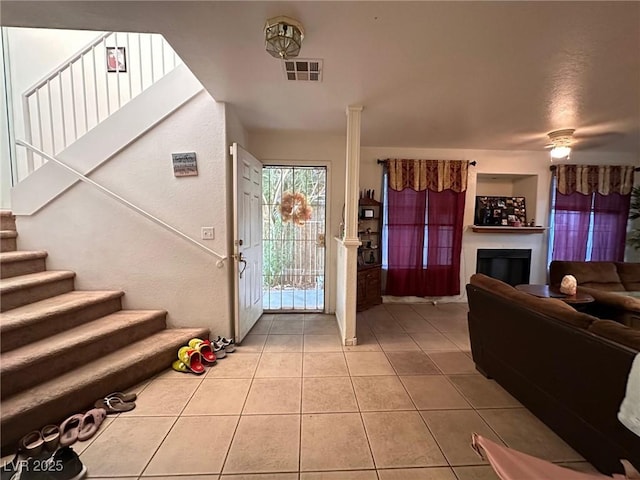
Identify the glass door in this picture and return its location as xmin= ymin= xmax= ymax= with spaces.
xmin=262 ymin=166 xmax=327 ymax=311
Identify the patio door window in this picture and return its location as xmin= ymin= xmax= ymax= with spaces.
xmin=262 ymin=166 xmax=327 ymax=311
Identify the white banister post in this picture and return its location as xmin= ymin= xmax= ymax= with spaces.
xmin=21 ymin=94 xmax=34 ymax=176
xmin=336 ymin=104 xmax=363 ymax=346
xmin=345 ymin=105 xmax=363 ymax=241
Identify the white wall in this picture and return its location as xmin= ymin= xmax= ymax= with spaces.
xmin=15 ymin=91 xmax=234 ymax=335
xmin=360 ymin=147 xmax=638 ymax=301
xmin=248 ymin=132 xmax=347 ymax=314
xmin=225 ymin=104 xmax=249 ymax=151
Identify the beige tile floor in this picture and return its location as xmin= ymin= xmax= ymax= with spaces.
xmin=47 ymin=304 xmax=602 ymax=478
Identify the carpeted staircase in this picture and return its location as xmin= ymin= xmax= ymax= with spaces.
xmin=0 ymin=211 xmax=209 ymax=452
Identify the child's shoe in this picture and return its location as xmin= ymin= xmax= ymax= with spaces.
xmin=215 ymin=336 xmax=236 ymax=353
xmin=212 ymin=340 xmax=226 ymax=359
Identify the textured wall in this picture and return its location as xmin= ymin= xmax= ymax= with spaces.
xmin=15 ymin=91 xmax=233 ymax=335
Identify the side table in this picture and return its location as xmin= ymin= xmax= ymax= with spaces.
xmin=515 ymin=284 xmax=594 ymax=305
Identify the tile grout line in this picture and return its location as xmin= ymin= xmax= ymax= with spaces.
xmin=217 ymin=344 xmax=262 ymax=476
xmin=382 ymin=343 xmax=452 ymax=470
xmin=298 ymin=339 xmax=304 ymax=475
xmin=344 ymin=347 xmax=379 ymax=473
xmin=384 ymin=304 xmax=482 ymax=470
xmin=405 ymin=305 xmax=557 ymax=467
xmin=79 ymin=375 xmax=159 ymax=457
xmin=396 ymin=306 xmax=497 ymax=468
xmin=136 ymin=365 xmax=208 ymax=477
xmin=250 ymin=309 xmax=533 ymax=476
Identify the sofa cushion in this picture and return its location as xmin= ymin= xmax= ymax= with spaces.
xmin=469 ymin=274 xmax=595 ymax=329
xmin=540 ymin=297 xmax=578 ymax=312
xmin=579 ymin=286 xmax=640 ymax=313
xmin=549 ymin=261 xmax=624 ymax=291
xmin=588 ymin=319 xmax=640 ymax=351
xmin=615 ymin=262 xmax=640 ymax=291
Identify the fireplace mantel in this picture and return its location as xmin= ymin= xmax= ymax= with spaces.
xmin=470 ymin=226 xmax=546 ymax=234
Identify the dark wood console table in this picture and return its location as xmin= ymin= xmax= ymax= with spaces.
xmin=515 ymin=284 xmax=594 ymax=305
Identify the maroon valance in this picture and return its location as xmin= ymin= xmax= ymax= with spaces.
xmin=387 ymin=159 xmax=469 ymax=192
xmin=555 ymin=164 xmax=635 ymax=195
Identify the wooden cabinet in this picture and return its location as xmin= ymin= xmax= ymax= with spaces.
xmin=357 ymin=198 xmax=383 ymax=311
xmin=357 ymin=265 xmax=382 ymax=311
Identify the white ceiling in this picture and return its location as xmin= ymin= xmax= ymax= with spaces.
xmin=3 ymin=1 xmax=639 ymax=154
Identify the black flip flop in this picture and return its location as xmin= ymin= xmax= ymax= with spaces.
xmin=104 ymin=391 xmax=137 ymax=403
xmin=94 ymin=396 xmax=135 ymax=414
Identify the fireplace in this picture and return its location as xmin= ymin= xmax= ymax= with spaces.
xmin=476 ymin=249 xmax=532 ymax=286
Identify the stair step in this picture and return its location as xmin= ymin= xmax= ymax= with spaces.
xmin=0 ymin=212 xmax=16 ymax=231
xmin=0 ymin=250 xmax=48 ymax=278
xmin=0 ymin=231 xmax=17 ymax=253
xmin=0 ymin=290 xmax=124 ymax=352
xmin=0 ymin=271 xmax=75 ymax=312
xmin=0 ymin=327 xmax=208 ymax=451
xmin=1 ymin=310 xmax=167 ymax=398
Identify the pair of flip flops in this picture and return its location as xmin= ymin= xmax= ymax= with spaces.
xmin=172 ymin=338 xmax=218 ymax=374
xmin=59 ymin=408 xmax=107 ymax=447
xmin=94 ymin=391 xmax=137 ymax=414
xmin=18 ymin=424 xmax=60 ymax=457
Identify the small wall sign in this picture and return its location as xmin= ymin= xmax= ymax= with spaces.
xmin=172 ymin=152 xmax=198 ymax=177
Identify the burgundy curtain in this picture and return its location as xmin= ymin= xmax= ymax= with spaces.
xmin=386 ymin=188 xmax=464 ymax=296
xmin=591 ymin=193 xmax=630 ymax=261
xmin=551 ymin=164 xmax=634 ymax=262
xmin=424 ymin=189 xmax=465 ymax=296
xmin=386 ymin=187 xmax=427 ymax=296
xmin=551 ymin=192 xmax=591 ymax=261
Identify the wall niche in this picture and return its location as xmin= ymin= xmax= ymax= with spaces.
xmin=475 ymin=173 xmax=538 ymax=226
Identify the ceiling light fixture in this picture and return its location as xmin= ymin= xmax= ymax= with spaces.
xmin=547 ymin=129 xmax=575 ymax=159
xmin=265 ymin=16 xmax=304 ymax=60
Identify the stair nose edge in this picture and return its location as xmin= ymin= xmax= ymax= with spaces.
xmin=0 ymin=290 xmax=126 ymax=351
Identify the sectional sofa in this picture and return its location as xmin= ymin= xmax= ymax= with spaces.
xmin=466 ymin=273 xmax=640 ymax=475
xmin=549 ymin=261 xmax=640 ymax=328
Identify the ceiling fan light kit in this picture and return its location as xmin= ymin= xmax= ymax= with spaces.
xmin=547 ymin=128 xmax=575 ymax=159
xmin=265 ymin=15 xmax=304 ymax=60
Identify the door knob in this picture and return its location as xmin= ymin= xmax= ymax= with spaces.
xmin=237 ymin=252 xmax=247 ymax=278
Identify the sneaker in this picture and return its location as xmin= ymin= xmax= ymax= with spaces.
xmin=212 ymin=340 xmax=226 ymax=359
xmin=1 ymin=454 xmax=26 ymax=480
xmin=10 ymin=447 xmax=87 ymax=480
xmin=216 ymin=336 xmax=236 ymax=353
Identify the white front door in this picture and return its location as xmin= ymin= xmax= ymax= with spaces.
xmin=232 ymin=143 xmax=263 ymax=342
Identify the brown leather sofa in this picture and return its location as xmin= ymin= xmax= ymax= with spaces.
xmin=549 ymin=261 xmax=640 ymax=328
xmin=467 ymin=273 xmax=640 ymax=475
xmin=549 ymin=261 xmax=640 ymax=292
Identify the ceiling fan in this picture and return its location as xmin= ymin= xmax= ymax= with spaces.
xmin=543 ymin=128 xmax=624 ymax=158
xmin=545 ymin=129 xmax=575 ymax=159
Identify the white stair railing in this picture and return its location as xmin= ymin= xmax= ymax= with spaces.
xmin=16 ymin=139 xmax=228 ymax=267
xmin=20 ymin=31 xmax=182 ymax=180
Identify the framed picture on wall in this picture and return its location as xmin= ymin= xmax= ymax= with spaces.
xmin=106 ymin=47 xmax=127 ymax=72
xmin=474 ymin=196 xmax=527 ymax=226
xmin=362 ymin=208 xmax=375 ymax=219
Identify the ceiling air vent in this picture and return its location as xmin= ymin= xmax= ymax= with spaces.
xmin=283 ymin=59 xmax=323 ymax=82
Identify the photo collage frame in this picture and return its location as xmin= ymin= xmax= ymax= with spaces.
xmin=474 ymin=196 xmax=527 ymax=226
